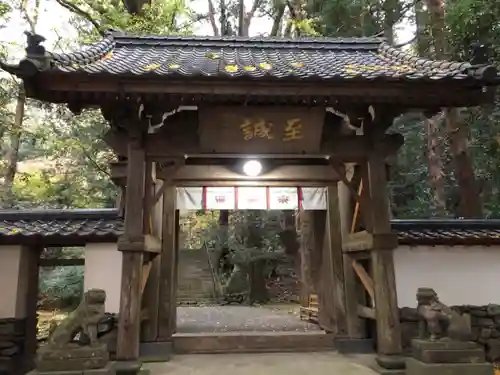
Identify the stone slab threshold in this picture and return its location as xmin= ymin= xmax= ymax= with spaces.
xmin=172 ymin=331 xmax=336 ymax=354
xmin=144 ymin=352 xmax=381 ymax=375
xmin=139 ymin=332 xmax=374 ymax=361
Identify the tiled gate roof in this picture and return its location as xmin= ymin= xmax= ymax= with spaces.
xmin=1 ymin=32 xmax=497 ymax=84
xmin=1 ymin=209 xmax=500 ymax=246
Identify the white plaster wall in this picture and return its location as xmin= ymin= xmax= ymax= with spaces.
xmin=84 ymin=243 xmax=122 ymax=313
xmin=394 ymin=245 xmax=500 ymax=307
xmin=0 ymin=245 xmax=28 ymax=318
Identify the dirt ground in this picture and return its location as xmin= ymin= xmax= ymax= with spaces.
xmin=177 ymin=304 xmax=318 ymax=333
xmin=146 ymin=353 xmax=379 ymax=375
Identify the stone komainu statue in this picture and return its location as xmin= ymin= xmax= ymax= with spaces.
xmin=416 ymin=287 xmax=453 ymax=341
xmin=46 ymin=289 xmax=106 ymax=349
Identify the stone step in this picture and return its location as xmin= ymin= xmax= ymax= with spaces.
xmin=177 ymin=294 xmax=216 ymax=299
xmin=177 ymin=299 xmax=218 ymax=304
xmin=172 ymin=331 xmax=335 ymax=354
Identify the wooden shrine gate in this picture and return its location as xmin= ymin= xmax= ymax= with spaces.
xmin=299 ymin=164 xmax=399 ymax=349
xmin=2 ymin=31 xmax=497 ymax=372
xmin=105 ymin=107 xmax=405 ymax=362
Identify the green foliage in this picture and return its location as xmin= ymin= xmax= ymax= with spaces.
xmin=446 ymin=0 xmax=500 ymax=61
xmin=39 ymin=266 xmax=84 ymax=309
xmin=60 ymin=0 xmax=194 ymax=40
xmin=0 ymin=1 xmax=10 ymax=24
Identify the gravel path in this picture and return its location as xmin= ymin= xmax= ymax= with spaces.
xmin=177 ymin=305 xmax=320 ymax=333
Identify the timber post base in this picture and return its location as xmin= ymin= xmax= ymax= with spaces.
xmin=333 ymin=338 xmax=374 ymax=354
xmin=376 ymin=354 xmax=406 ymax=370
xmin=114 ymin=361 xmax=149 ymax=375
xmin=139 ymin=342 xmax=172 ymax=362
xmin=28 ymin=363 xmax=114 ymax=375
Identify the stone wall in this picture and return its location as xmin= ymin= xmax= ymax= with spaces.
xmin=399 ymin=305 xmax=500 ymax=362
xmin=0 ymin=318 xmax=26 ymax=375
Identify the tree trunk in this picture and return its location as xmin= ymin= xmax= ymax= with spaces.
xmin=246 ymin=211 xmax=269 ymax=303
xmin=425 ymin=0 xmax=482 ymax=217
xmin=270 ymin=1 xmax=286 ymax=36
xmin=248 ymin=260 xmax=268 ymax=303
xmin=415 ymin=0 xmax=428 ymax=56
xmin=445 ymin=109 xmax=482 ymax=217
xmin=279 ymin=211 xmax=299 ymax=256
xmin=217 ymin=210 xmax=231 ymax=275
xmin=207 ymin=0 xmax=220 ymax=35
xmin=122 ymin=0 xmax=150 ymax=14
xmin=418 ymin=1 xmax=446 ymax=215
xmin=382 ymin=0 xmax=399 ymax=44
xmin=426 ymin=113 xmax=447 ymax=215
xmin=2 ymin=85 xmax=25 ymax=208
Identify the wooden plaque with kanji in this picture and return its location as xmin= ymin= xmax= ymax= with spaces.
xmin=198 ymin=106 xmax=325 ymax=154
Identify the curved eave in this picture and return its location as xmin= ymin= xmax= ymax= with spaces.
xmin=0 ymin=60 xmax=23 ymax=77
xmin=22 ymin=70 xmax=495 ymax=109
xmin=25 ymin=67 xmax=499 ymax=85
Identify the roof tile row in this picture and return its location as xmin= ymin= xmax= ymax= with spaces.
xmin=1 ymin=209 xmax=500 ymax=246
xmin=1 ymin=32 xmax=495 ymax=84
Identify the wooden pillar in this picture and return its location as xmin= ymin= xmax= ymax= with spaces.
xmin=339 ymin=171 xmax=367 ymax=339
xmin=158 ymin=185 xmax=178 ymax=339
xmin=24 ymin=246 xmax=41 ymax=372
xmin=366 ymin=154 xmax=402 ymax=356
xmin=298 ymin=210 xmax=314 ymax=307
xmin=318 ymin=184 xmax=348 ymax=335
xmin=142 ymin=177 xmax=163 ymax=342
xmin=116 ymin=138 xmax=147 ymax=362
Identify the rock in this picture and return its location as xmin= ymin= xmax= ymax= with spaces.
xmin=487 ymin=305 xmax=500 ymax=317
xmin=400 ymin=307 xmax=419 ymax=322
xmin=470 ymin=326 xmax=481 ymax=341
xmin=401 ymin=322 xmax=419 ymax=350
xmin=486 ymin=339 xmax=500 ymax=362
xmin=0 ymin=341 xmax=15 ymax=349
xmin=479 ymin=327 xmax=492 ymax=340
xmin=0 ymin=346 xmax=18 ymax=356
xmin=473 ymin=317 xmax=494 ymax=327
xmin=470 ymin=309 xmax=488 ymax=317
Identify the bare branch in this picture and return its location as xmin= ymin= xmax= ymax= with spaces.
xmin=76 ymin=143 xmax=111 ymax=177
xmin=393 ymin=34 xmax=417 ymax=48
xmin=54 ymin=0 xmax=104 ymax=36
xmin=270 ymin=1 xmax=286 ymax=37
xmin=242 ymin=0 xmax=264 ymax=36
xmin=207 ymin=0 xmax=220 ymax=36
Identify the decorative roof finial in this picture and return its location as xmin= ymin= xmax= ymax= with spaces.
xmin=24 ymin=31 xmax=46 ymax=57
xmin=469 ymin=42 xmax=489 ymax=65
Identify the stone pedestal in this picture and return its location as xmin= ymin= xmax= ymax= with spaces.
xmin=407 ymin=339 xmax=494 ymax=375
xmin=28 ymin=362 xmax=115 ymax=375
xmin=0 ymin=318 xmax=26 ymax=374
xmin=35 ymin=344 xmax=110 ymax=372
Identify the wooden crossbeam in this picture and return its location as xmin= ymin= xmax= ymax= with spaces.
xmin=39 ymin=258 xmax=85 ymax=267
xmin=357 ymin=305 xmax=376 ymax=320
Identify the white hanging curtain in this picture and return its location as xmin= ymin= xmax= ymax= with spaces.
xmin=175 ymin=187 xmax=328 ymax=210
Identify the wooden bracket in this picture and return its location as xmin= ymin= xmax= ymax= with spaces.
xmin=141 ymin=262 xmax=152 ymax=294
xmin=350 ymin=259 xmax=375 ymax=306
xmin=151 ymin=158 xmax=185 ymax=204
